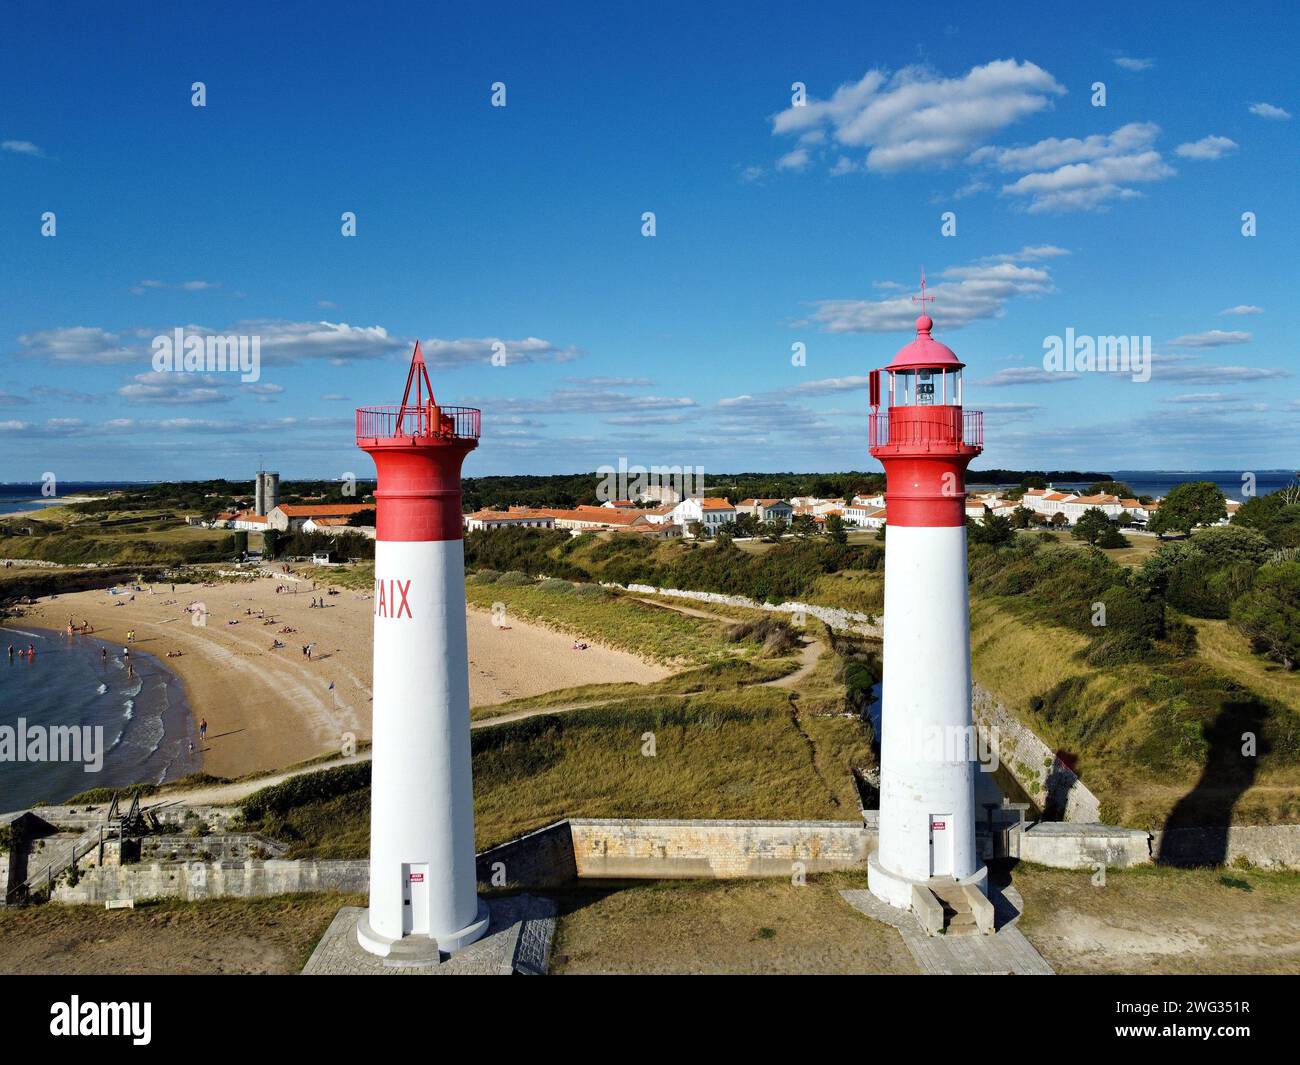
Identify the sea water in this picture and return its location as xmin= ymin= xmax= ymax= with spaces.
xmin=0 ymin=627 xmax=198 ymax=810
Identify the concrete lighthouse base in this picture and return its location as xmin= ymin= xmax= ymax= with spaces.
xmin=868 ymin=851 xmax=988 ymax=911
xmin=356 ymin=898 xmax=491 ymax=962
xmin=305 ymin=897 xmax=556 ymax=975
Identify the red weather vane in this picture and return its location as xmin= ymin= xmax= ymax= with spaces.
xmin=912 ymin=268 xmax=935 ymax=314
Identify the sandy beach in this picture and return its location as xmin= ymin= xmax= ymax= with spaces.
xmin=8 ymin=570 xmax=668 ymax=779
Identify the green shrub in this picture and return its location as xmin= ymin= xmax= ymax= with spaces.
xmin=1086 ymin=631 xmax=1153 ymax=666
xmin=242 ymin=762 xmax=371 ymax=821
xmin=496 ymin=570 xmax=534 ymax=587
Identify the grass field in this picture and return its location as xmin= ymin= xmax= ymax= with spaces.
xmin=1014 ymin=528 xmax=1163 ymax=567
xmin=1192 ymin=617 xmax=1300 ymax=715
xmin=1014 ymin=861 xmax=1300 ymax=974
xmin=465 ymin=580 xmax=745 ymax=665
xmin=0 ymin=504 xmax=231 ymax=565
xmin=0 ymin=893 xmax=361 ymax=975
xmin=549 ymin=872 xmax=915 ymax=974
xmin=244 ymin=678 xmax=873 ymax=856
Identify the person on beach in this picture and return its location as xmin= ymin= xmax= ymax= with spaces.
xmin=199 ymin=718 xmax=208 ymax=740
xmin=101 ymin=647 xmax=107 ymax=661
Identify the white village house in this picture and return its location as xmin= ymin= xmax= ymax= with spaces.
xmin=735 ymin=498 xmax=795 ymax=523
xmin=669 ymin=496 xmax=736 ymax=535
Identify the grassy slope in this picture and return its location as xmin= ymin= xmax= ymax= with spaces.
xmin=256 ymin=688 xmax=872 ymax=857
xmin=970 ymin=598 xmax=1300 ymax=828
xmin=0 ymin=505 xmax=229 ymax=565
xmin=465 ymin=582 xmax=740 ymax=665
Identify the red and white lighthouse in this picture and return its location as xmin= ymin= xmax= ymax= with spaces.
xmin=354 ymin=341 xmax=489 ymax=956
xmin=866 ymin=277 xmax=988 ymax=910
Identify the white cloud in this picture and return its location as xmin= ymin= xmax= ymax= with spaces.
xmin=784 ymin=376 xmax=871 ymax=396
xmin=130 ymin=279 xmax=221 ymax=295
xmin=978 ymin=244 xmax=1070 ymax=263
xmin=2 ymin=139 xmax=44 ymax=157
xmin=805 ymin=248 xmax=1057 ymax=333
xmin=564 ymin=376 xmax=654 ymax=387
xmin=771 ymin=59 xmax=1065 ymax=174
xmin=971 ymin=122 xmax=1175 ymax=212
xmin=1166 ymin=330 xmax=1251 ymax=347
xmin=17 ymin=326 xmax=138 ymax=365
xmin=117 ymin=372 xmax=232 ymax=405
xmin=976 ymin=367 xmax=1081 ymax=387
xmin=1147 ymin=353 xmax=1288 ymax=384
xmin=1113 ymin=57 xmax=1154 ymax=72
xmin=420 ymin=336 xmax=580 ymax=368
xmin=1249 ymin=102 xmax=1291 ymax=120
xmin=776 ymin=147 xmax=811 ymax=171
xmin=1219 ymin=305 xmax=1263 ymax=316
xmin=233 ymin=320 xmax=406 ymax=365
xmin=1175 ymin=135 xmax=1238 ymax=160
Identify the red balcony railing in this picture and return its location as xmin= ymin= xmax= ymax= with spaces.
xmin=869 ymin=409 xmax=983 ymax=450
xmin=356 ymin=404 xmax=481 ymax=443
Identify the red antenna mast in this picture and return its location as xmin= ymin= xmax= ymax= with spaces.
xmin=912 ymin=268 xmax=936 ymax=317
xmin=395 ymin=341 xmax=437 ymax=434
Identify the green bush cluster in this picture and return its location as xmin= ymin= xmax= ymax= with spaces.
xmin=242 ymin=761 xmax=371 ymax=821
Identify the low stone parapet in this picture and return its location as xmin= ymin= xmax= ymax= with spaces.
xmin=1013 ymin=822 xmax=1150 ymax=869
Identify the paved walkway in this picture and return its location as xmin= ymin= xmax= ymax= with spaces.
xmin=839 ymin=887 xmax=1055 ymax=976
xmin=302 ymin=897 xmax=556 ymax=975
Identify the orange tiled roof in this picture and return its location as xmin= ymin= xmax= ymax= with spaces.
xmin=275 ymin=503 xmax=374 ymax=517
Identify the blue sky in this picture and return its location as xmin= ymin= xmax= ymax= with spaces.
xmin=1 ymin=0 xmax=1297 ymax=483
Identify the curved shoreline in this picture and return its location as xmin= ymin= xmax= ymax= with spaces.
xmin=8 ymin=575 xmax=669 ymax=781
xmin=0 ymin=625 xmax=198 ymax=808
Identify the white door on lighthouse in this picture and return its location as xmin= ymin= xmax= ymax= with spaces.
xmin=402 ymin=863 xmax=430 ymax=935
xmin=929 ymin=815 xmax=953 ymax=877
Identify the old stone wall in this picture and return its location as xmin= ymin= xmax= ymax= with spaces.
xmin=52 ymin=858 xmax=368 ymax=904
xmin=568 ymin=818 xmax=871 ymax=879
xmin=971 ymin=684 xmax=1101 ymax=823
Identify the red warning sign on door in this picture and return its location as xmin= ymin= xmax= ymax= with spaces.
xmin=408 ymin=872 xmax=424 ymax=882
xmin=931 ymin=821 xmax=946 ymax=830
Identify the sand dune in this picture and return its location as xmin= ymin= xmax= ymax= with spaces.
xmin=12 ymin=569 xmax=668 ymax=779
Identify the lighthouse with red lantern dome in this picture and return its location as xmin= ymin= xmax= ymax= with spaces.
xmin=866 ymin=274 xmax=988 ymax=911
xmin=354 ymin=341 xmax=489 ymax=957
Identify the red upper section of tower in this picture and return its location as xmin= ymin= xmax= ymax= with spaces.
xmin=357 ymin=341 xmax=481 ymax=542
xmin=868 ymin=289 xmax=983 ymax=528
xmin=887 ymin=315 xmax=964 ymax=371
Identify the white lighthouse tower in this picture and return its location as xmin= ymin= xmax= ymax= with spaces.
xmin=866 ymin=276 xmax=988 ymax=911
xmin=355 ymin=341 xmax=490 ymax=957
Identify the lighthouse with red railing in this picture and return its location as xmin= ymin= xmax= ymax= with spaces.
xmin=866 ymin=275 xmax=988 ymax=911
xmin=354 ymin=341 xmax=489 ymax=957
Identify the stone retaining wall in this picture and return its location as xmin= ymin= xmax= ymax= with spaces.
xmin=568 ymin=818 xmax=871 ymax=878
xmin=476 ymin=820 xmax=576 ymax=887
xmin=52 ymin=858 xmax=368 ymax=904
xmin=1013 ymin=822 xmax=1151 ymax=869
xmin=1153 ymin=824 xmax=1300 ymax=870
xmin=972 ymin=685 xmax=1101 ymax=823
